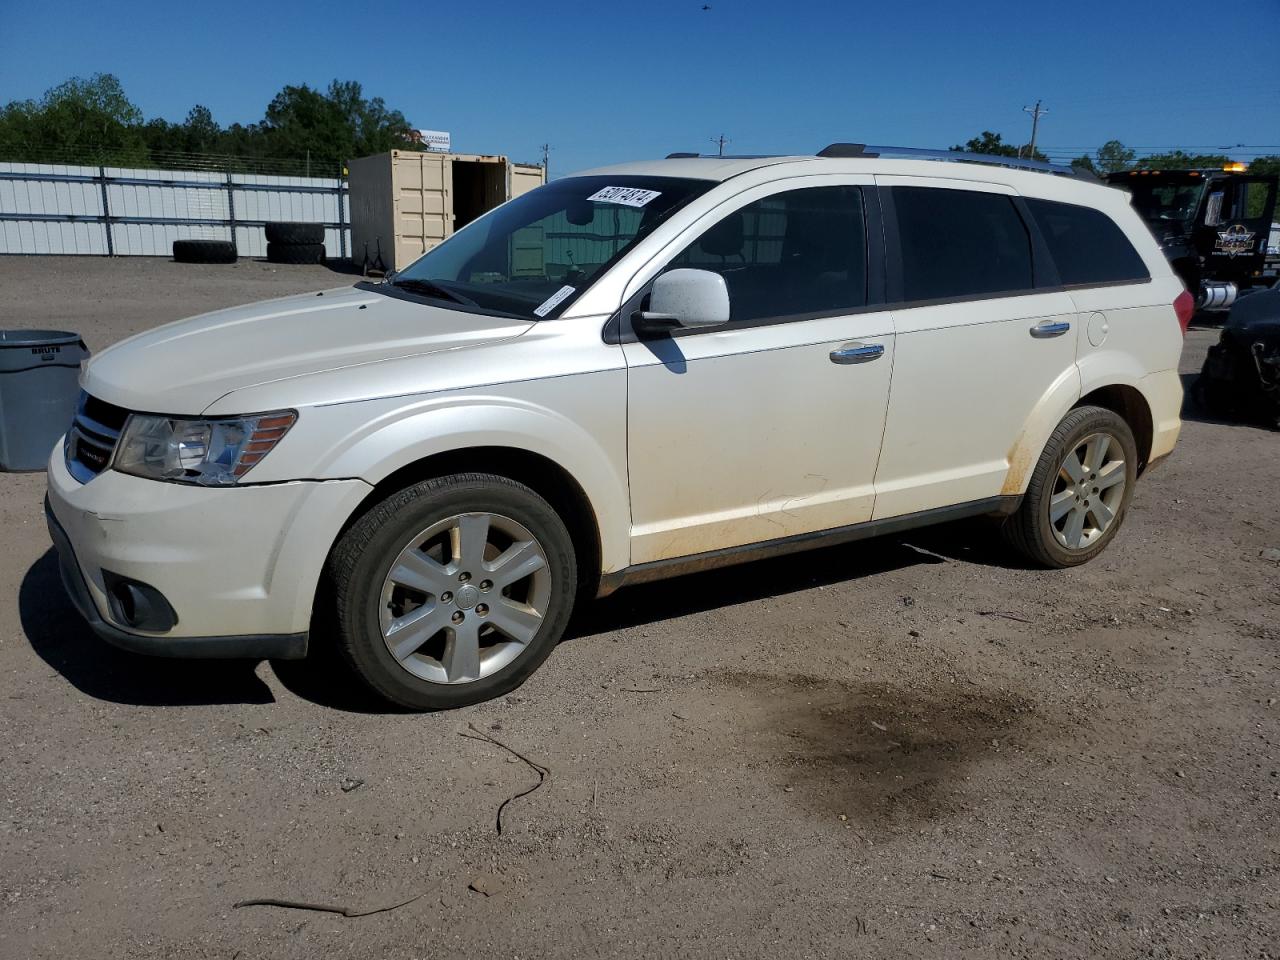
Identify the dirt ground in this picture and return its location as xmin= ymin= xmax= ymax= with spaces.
xmin=1 ymin=256 xmax=1277 ymax=960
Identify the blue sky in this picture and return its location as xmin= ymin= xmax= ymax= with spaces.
xmin=2 ymin=0 xmax=1277 ymax=174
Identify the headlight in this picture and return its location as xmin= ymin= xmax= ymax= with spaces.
xmin=113 ymin=410 xmax=296 ymax=485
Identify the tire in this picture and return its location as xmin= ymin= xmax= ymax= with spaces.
xmin=324 ymin=473 xmax=578 ymax=710
xmin=264 ymin=221 xmax=325 ymax=245
xmin=1002 ymin=405 xmax=1138 ymax=568
xmin=1193 ymin=374 xmax=1233 ymax=419
xmin=172 ymin=239 xmax=237 ymax=264
xmin=266 ymin=241 xmax=325 ymax=265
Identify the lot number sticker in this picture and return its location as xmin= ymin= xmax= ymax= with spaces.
xmin=534 ymin=285 xmax=576 ymax=317
xmin=586 ymin=186 xmax=662 ymax=207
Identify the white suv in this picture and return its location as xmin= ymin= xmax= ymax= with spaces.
xmin=46 ymin=145 xmax=1189 ymax=709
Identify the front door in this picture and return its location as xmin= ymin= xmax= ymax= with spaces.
xmin=621 ymin=180 xmax=895 ymax=565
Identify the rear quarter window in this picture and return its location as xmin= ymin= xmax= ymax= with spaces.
xmin=1025 ymin=197 xmax=1150 ymax=286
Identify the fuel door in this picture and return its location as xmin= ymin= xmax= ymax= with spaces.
xmin=1085 ymin=311 xmax=1109 ymax=348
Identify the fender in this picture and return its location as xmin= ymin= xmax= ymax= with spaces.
xmin=1076 ymin=350 xmax=1170 ymax=462
xmin=1076 ymin=347 xmax=1157 ymax=401
xmin=1003 ymin=351 xmax=1168 ymax=497
xmin=1001 ymin=363 xmax=1082 ymax=496
xmin=313 ymin=392 xmax=631 ymax=574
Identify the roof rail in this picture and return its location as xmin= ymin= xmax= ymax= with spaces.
xmin=664 ymin=152 xmax=782 ymax=160
xmin=817 ymin=142 xmax=1085 ymax=177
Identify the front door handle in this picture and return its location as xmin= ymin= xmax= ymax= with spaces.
xmin=1030 ymin=320 xmax=1071 ymax=339
xmin=830 ymin=342 xmax=885 ymax=365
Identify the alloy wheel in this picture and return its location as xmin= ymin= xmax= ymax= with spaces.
xmin=1048 ymin=431 xmax=1127 ymax=550
xmin=378 ymin=512 xmax=551 ymax=684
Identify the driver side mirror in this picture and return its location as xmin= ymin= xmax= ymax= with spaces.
xmin=633 ymin=268 xmax=730 ymax=336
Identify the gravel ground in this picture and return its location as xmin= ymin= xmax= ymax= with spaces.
xmin=1 ymin=257 xmax=1277 ymax=960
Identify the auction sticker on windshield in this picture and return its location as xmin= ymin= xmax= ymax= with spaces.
xmin=587 ymin=186 xmax=662 ymax=208
xmin=534 ymin=285 xmax=576 ymax=317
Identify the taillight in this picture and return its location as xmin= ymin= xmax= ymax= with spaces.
xmin=1173 ymin=289 xmax=1194 ymax=335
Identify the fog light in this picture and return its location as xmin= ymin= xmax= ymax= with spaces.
xmin=102 ymin=572 xmax=178 ymax=632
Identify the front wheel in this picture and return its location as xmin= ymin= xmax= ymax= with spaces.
xmin=325 ymin=474 xmax=577 ymax=709
xmin=1003 ymin=406 xmax=1138 ymax=568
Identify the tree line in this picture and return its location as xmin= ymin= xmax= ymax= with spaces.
xmin=0 ymin=73 xmax=423 ymax=173
xmin=951 ymin=131 xmax=1279 ymax=177
xmin=2 ymin=74 xmax=1277 ymax=179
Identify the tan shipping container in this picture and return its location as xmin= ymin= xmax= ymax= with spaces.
xmin=347 ymin=150 xmax=547 ymax=272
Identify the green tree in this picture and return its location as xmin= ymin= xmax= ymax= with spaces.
xmin=0 ymin=73 xmax=147 ymax=163
xmin=326 ymin=80 xmax=415 ymax=157
xmin=1245 ymin=155 xmax=1280 ymax=177
xmin=0 ymin=73 xmax=421 ymax=170
xmin=950 ymin=131 xmax=1047 ymax=162
xmin=1094 ymin=139 xmax=1136 ymax=174
xmin=1137 ymin=150 xmax=1231 ymax=170
xmin=1070 ymin=154 xmax=1097 ymax=174
xmin=139 ymin=107 xmax=223 ymax=158
xmin=259 ymin=80 xmax=417 ymax=167
xmin=182 ymin=105 xmax=222 ymax=153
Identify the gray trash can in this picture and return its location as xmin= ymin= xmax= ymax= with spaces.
xmin=0 ymin=330 xmax=89 ymax=472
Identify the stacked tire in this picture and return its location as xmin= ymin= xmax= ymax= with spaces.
xmin=265 ymin=222 xmax=325 ymax=265
xmin=173 ymin=239 xmax=237 ymax=264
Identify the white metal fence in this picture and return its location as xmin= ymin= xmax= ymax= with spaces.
xmin=0 ymin=162 xmax=351 ymax=258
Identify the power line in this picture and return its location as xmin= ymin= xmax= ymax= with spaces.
xmin=710 ymin=134 xmax=730 ymax=157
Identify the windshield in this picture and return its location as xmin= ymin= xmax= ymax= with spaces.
xmin=390 ymin=175 xmax=714 ymax=320
xmin=1123 ymin=179 xmax=1206 ymax=235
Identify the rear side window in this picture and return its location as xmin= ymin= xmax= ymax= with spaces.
xmin=892 ymin=187 xmax=1034 ymax=302
xmin=669 ymin=185 xmax=867 ymax=324
xmin=1025 ymin=197 xmax=1150 ymax=286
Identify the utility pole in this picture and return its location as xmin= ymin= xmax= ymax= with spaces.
xmin=710 ymin=134 xmax=730 ymax=157
xmin=1021 ymin=100 xmax=1047 ymax=158
xmin=540 ymin=143 xmax=551 ymax=180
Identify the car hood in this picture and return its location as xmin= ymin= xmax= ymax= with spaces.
xmin=82 ymin=285 xmax=533 ymax=414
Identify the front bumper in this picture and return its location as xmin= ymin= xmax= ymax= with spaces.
xmin=45 ymin=442 xmax=372 ymax=658
xmin=46 ymin=502 xmax=307 ymax=658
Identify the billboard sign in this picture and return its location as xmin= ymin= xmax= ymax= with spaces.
xmin=416 ymin=129 xmax=451 ymax=152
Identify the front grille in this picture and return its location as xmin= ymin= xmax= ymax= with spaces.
xmin=66 ymin=392 xmax=129 ymax=483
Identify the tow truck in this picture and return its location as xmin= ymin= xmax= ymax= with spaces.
xmin=1107 ymin=164 xmax=1278 ymax=311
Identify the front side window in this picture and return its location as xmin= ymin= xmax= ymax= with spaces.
xmin=391 ymin=175 xmax=713 ymax=320
xmin=892 ymin=187 xmax=1034 ymax=302
xmin=1025 ymin=197 xmax=1149 ymax=286
xmin=667 ymin=185 xmax=867 ymax=324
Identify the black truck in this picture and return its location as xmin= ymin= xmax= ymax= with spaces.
xmin=1106 ymin=166 xmax=1278 ymax=310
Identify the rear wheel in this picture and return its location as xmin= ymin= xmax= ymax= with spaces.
xmin=1003 ymin=406 xmax=1138 ymax=568
xmin=326 ymin=474 xmax=577 ymax=709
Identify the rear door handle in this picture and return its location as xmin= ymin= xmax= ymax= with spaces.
xmin=1030 ymin=320 xmax=1071 ymax=339
xmin=830 ymin=342 xmax=885 ymax=365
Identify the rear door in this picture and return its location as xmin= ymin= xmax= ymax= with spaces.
xmin=871 ymin=178 xmax=1080 ymax=518
xmin=1021 ymin=195 xmax=1175 ymax=376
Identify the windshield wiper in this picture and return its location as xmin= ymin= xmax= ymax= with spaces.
xmin=390 ymin=277 xmax=476 ymax=306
